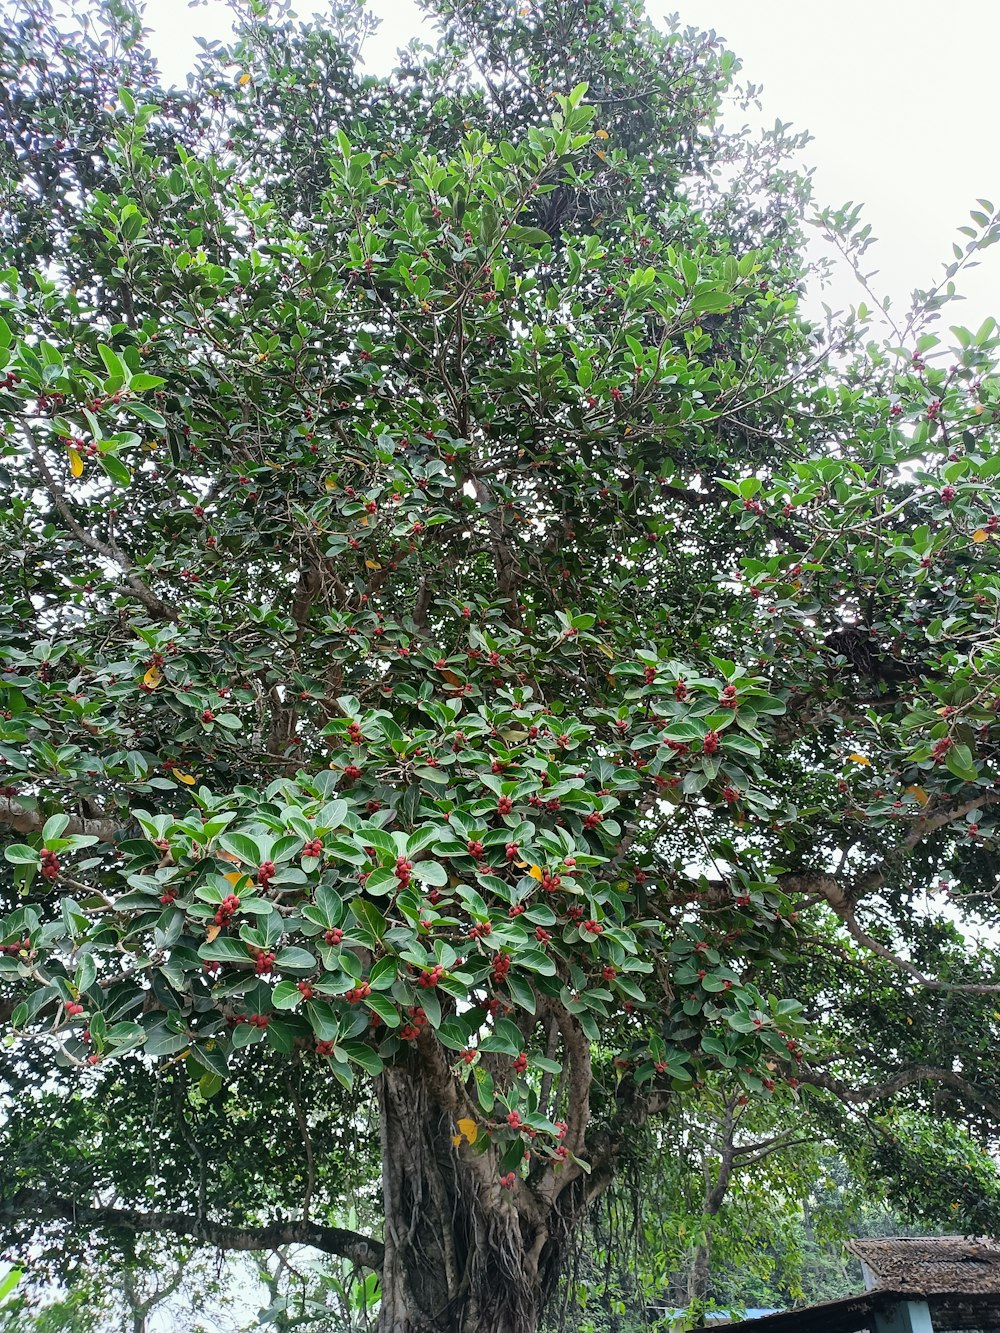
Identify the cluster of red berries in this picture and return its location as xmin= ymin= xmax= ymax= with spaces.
xmin=1 ymin=371 xmax=21 ymax=391
xmin=468 ymin=922 xmax=492 ymax=941
xmin=932 ymin=737 xmax=954 ymax=763
xmin=508 ymin=903 xmax=526 ymax=918
xmin=159 ymin=888 xmax=178 ymax=905
xmin=567 ymin=905 xmax=584 ymax=921
xmin=40 ymin=849 xmax=60 ymax=881
xmin=540 ymin=872 xmax=561 ymax=893
xmin=491 ymin=954 xmax=511 ymax=984
xmin=257 ymin=860 xmax=276 ymax=890
xmin=582 ymin=811 xmax=603 ymax=829
xmin=400 ymin=1006 xmax=428 ymax=1040
xmin=720 ymin=684 xmax=738 ymax=709
xmin=347 ymin=721 xmax=364 ymax=743
xmin=1 ymin=938 xmax=30 ymax=957
xmin=534 ymin=926 xmax=551 ymax=945
xmin=417 ymin=964 xmax=444 ymax=988
xmin=297 ymin=980 xmax=314 ymax=999
xmin=395 ymin=856 xmax=413 ymax=887
xmin=342 ymin=763 xmax=363 ymax=780
xmin=583 ymin=919 xmax=603 ymax=935
xmin=65 ymin=1001 xmax=85 ymax=1017
xmin=323 ymin=927 xmax=344 ymax=946
xmin=253 ymin=949 xmax=276 ymax=976
xmin=513 ymin=1052 xmax=528 ymax=1074
xmin=302 ymin=838 xmax=323 ymax=859
xmin=467 ymin=839 xmax=484 ymax=858
xmin=316 ymin=1039 xmax=335 ymax=1057
xmin=721 ymin=785 xmax=739 ymax=804
xmin=703 ymin=730 xmax=720 ymax=755
xmin=500 ymin=1172 xmax=516 ymax=1189
xmin=497 ymin=796 xmax=513 ymax=815
xmin=345 ymin=982 xmax=371 ymax=1004
xmin=505 ymin=843 xmax=520 ymax=860
xmin=940 ymin=485 xmax=956 ymax=503
xmin=214 ymin=894 xmax=240 ymax=926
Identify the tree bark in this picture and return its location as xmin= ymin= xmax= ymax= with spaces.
xmin=376 ymin=1063 xmax=555 ymax=1333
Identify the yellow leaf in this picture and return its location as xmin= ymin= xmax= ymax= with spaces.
xmin=360 ymin=515 xmax=368 ymax=527
xmin=904 ymin=784 xmax=930 ymax=806
xmin=171 ymin=768 xmax=197 ymax=784
xmin=205 ymin=923 xmax=221 ymax=943
xmin=595 ymin=129 xmax=609 ymax=140
xmin=68 ymin=447 xmax=84 ymax=478
xmin=847 ymin=753 xmax=871 ymax=766
xmin=143 ymin=665 xmax=163 ymax=689
xmin=451 ymin=1133 xmax=462 ymax=1148
xmin=456 ymin=1117 xmax=478 ymax=1145
xmin=594 ymin=149 xmax=607 ymax=161
xmin=239 ymin=72 xmax=251 ymax=85
xmin=325 ymin=477 xmax=338 ymax=492
xmin=224 ymin=871 xmax=242 ymax=887
xmin=365 ymin=559 xmax=381 ymax=570
xmin=528 ymin=865 xmax=543 ymax=881
xmin=596 ymin=643 xmax=615 ymax=659
xmin=972 ymin=528 xmax=989 ymax=542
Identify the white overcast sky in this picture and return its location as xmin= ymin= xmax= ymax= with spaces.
xmin=142 ymin=0 xmax=1000 ymax=342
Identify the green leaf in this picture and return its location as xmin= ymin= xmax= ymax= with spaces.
xmin=365 ymin=994 xmax=400 ymax=1027
xmin=98 ymin=343 xmax=126 ymax=380
xmin=514 ymin=949 xmax=556 ymax=975
xmin=198 ymin=937 xmax=251 ymax=963
xmin=945 ymin=744 xmax=978 ymax=781
xmin=218 ymin=832 xmax=263 ymax=866
xmin=99 ymin=453 xmax=132 ymax=487
xmin=272 ymin=979 xmax=304 ymax=1009
xmin=126 ymin=402 xmax=166 ymax=428
xmin=42 ymin=813 xmax=70 ymax=841
xmin=341 ymin=1041 xmax=383 ymax=1075
xmin=273 ymin=947 xmax=316 ymax=972
xmin=4 ymin=844 xmax=39 ymax=866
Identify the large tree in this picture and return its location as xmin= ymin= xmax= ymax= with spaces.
xmin=2 ymin=1 xmax=1000 ymax=1330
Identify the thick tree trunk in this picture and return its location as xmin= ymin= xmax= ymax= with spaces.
xmin=376 ymin=1064 xmax=555 ymax=1333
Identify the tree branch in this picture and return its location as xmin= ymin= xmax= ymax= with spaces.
xmin=802 ymin=1065 xmax=1000 ymax=1122
xmin=0 ymin=1189 xmax=384 ymax=1271
xmin=0 ymin=797 xmax=125 ymax=842
xmin=25 ymin=425 xmax=177 ymax=622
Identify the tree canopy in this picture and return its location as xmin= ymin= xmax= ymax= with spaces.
xmin=2 ymin=1 xmax=1000 ymax=1330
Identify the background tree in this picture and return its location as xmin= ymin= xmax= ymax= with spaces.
xmin=3 ymin=1 xmax=1000 ymax=1331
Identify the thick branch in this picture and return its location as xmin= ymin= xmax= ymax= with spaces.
xmin=802 ymin=1065 xmax=1000 ymax=1122
xmin=0 ymin=797 xmax=124 ymax=842
xmin=0 ymin=1189 xmax=384 ymax=1271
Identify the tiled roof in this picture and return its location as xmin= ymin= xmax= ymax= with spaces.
xmin=846 ymin=1236 xmax=1000 ymax=1295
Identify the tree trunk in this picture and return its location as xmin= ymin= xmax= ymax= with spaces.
xmin=376 ymin=1063 xmax=556 ymax=1333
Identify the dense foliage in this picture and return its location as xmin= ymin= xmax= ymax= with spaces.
xmin=2 ymin=1 xmax=1000 ymax=1330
